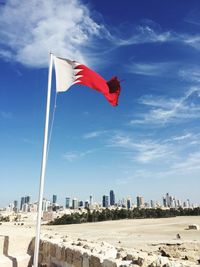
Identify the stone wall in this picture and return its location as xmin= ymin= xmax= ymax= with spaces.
xmin=27 ymin=234 xmax=199 ymax=267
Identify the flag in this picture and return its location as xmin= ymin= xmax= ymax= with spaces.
xmin=53 ymin=56 xmax=121 ymax=106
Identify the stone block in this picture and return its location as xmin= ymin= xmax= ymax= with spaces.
xmin=73 ymin=250 xmax=83 ymax=267
xmin=89 ymin=255 xmax=101 ymax=267
xmin=65 ymin=247 xmax=73 ymax=264
xmin=102 ymin=259 xmax=117 ymax=267
xmin=50 ymin=243 xmax=56 ymax=258
xmin=83 ymin=252 xmax=90 ymax=267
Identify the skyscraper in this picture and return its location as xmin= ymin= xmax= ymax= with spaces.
xmin=25 ymin=195 xmax=30 ymax=204
xmin=65 ymin=197 xmax=70 ymax=208
xmin=20 ymin=197 xmax=25 ymax=210
xmin=127 ymin=197 xmax=131 ymax=209
xmin=72 ymin=198 xmax=78 ymax=209
xmin=110 ymin=190 xmax=115 ymax=206
xmin=102 ymin=195 xmax=109 ymax=208
xmin=13 ymin=200 xmax=18 ymax=213
xmin=136 ymin=196 xmax=144 ymax=208
xmin=53 ymin=195 xmax=57 ymax=204
xmin=89 ymin=195 xmax=93 ymax=206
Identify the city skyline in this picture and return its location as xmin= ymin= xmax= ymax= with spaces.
xmin=2 ymin=191 xmax=197 ymax=211
xmin=1 ymin=1 xmax=200 ymax=207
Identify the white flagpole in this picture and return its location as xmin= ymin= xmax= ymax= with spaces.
xmin=33 ymin=53 xmax=54 ymax=267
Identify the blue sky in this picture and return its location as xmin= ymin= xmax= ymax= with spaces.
xmin=1 ymin=0 xmax=200 ymax=207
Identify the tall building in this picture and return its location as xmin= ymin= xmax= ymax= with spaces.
xmin=136 ymin=196 xmax=144 ymax=208
xmin=127 ymin=197 xmax=131 ymax=209
xmin=72 ymin=198 xmax=78 ymax=209
xmin=110 ymin=190 xmax=115 ymax=206
xmin=150 ymin=200 xmax=155 ymax=208
xmin=13 ymin=200 xmax=18 ymax=212
xmin=65 ymin=197 xmax=70 ymax=208
xmin=25 ymin=196 xmax=30 ymax=204
xmin=79 ymin=201 xmax=84 ymax=207
xmin=102 ymin=195 xmax=109 ymax=208
xmin=20 ymin=197 xmax=25 ymax=210
xmin=53 ymin=195 xmax=57 ymax=204
xmin=89 ymin=195 xmax=93 ymax=206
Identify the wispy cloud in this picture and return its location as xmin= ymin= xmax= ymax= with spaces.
xmin=127 ymin=62 xmax=177 ymax=76
xmin=62 ymin=148 xmax=101 ymax=162
xmin=0 ymin=0 xmax=103 ymax=67
xmin=109 ymin=133 xmax=173 ymax=163
xmin=83 ymin=130 xmax=106 ymax=139
xmin=111 ymin=25 xmax=173 ymax=47
xmin=131 ymin=87 xmax=200 ymax=125
xmin=179 ymin=66 xmax=200 ymax=83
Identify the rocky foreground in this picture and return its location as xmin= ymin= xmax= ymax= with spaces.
xmin=1 ymin=217 xmax=200 ymax=266
xmin=27 ymin=233 xmax=200 ymax=267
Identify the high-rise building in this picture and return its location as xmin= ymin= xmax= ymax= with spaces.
xmin=136 ymin=196 xmax=144 ymax=208
xmin=150 ymin=200 xmax=155 ymax=208
xmin=89 ymin=195 xmax=93 ymax=206
xmin=20 ymin=197 xmax=25 ymax=210
xmin=25 ymin=196 xmax=30 ymax=204
xmin=65 ymin=197 xmax=70 ymax=208
xmin=127 ymin=197 xmax=131 ymax=209
xmin=13 ymin=200 xmax=18 ymax=212
xmin=79 ymin=201 xmax=84 ymax=207
xmin=110 ymin=190 xmax=115 ymax=206
xmin=85 ymin=201 xmax=89 ymax=209
xmin=102 ymin=195 xmax=109 ymax=208
xmin=53 ymin=195 xmax=57 ymax=204
xmin=72 ymin=198 xmax=78 ymax=209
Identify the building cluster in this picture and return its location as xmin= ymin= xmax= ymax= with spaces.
xmin=163 ymin=193 xmax=191 ymax=209
xmin=2 ymin=191 xmax=195 ymax=215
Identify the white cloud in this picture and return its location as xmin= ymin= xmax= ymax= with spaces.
xmin=62 ymin=148 xmax=100 ymax=162
xmin=127 ymin=62 xmax=175 ymax=76
xmin=0 ymin=0 xmax=103 ymax=67
xmin=113 ymin=26 xmax=173 ymax=46
xmin=131 ymin=87 xmax=200 ymax=125
xmin=83 ymin=130 xmax=106 ymax=139
xmin=109 ymin=133 xmax=173 ymax=163
xmin=179 ymin=66 xmax=200 ymax=83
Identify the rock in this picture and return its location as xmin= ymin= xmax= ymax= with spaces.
xmin=83 ymin=244 xmax=90 ymax=250
xmin=65 ymin=247 xmax=73 ymax=264
xmin=73 ymin=250 xmax=83 ymax=267
xmin=83 ymin=252 xmax=90 ymax=267
xmin=102 ymin=259 xmax=117 ymax=267
xmin=89 ymin=255 xmax=102 ymax=267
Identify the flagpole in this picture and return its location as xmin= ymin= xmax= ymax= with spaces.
xmin=33 ymin=52 xmax=53 ymax=267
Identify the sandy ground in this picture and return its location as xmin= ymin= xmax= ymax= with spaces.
xmin=0 ymin=216 xmax=200 ymax=256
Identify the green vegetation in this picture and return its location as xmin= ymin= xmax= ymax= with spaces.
xmin=49 ymin=207 xmax=200 ymax=225
xmin=0 ymin=216 xmax=10 ymax=222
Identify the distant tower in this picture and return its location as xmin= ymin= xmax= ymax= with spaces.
xmin=136 ymin=196 xmax=144 ymax=208
xmin=72 ymin=198 xmax=78 ymax=209
xmin=89 ymin=195 xmax=93 ymax=206
xmin=25 ymin=195 xmax=31 ymax=204
xmin=110 ymin=190 xmax=115 ymax=206
xmin=79 ymin=200 xmax=84 ymax=207
xmin=150 ymin=200 xmax=155 ymax=208
xmin=127 ymin=197 xmax=131 ymax=209
xmin=53 ymin=195 xmax=57 ymax=204
xmin=13 ymin=200 xmax=18 ymax=213
xmin=102 ymin=195 xmax=109 ymax=208
xmin=166 ymin=193 xmax=170 ymax=207
xmin=20 ymin=197 xmax=25 ymax=210
xmin=65 ymin=197 xmax=70 ymax=208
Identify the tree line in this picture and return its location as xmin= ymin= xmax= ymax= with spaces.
xmin=49 ymin=207 xmax=200 ymax=225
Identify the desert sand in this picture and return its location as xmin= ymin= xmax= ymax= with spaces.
xmin=0 ymin=216 xmax=200 ymax=256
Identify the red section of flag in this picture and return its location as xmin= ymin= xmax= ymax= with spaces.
xmin=74 ymin=64 xmax=121 ymax=106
